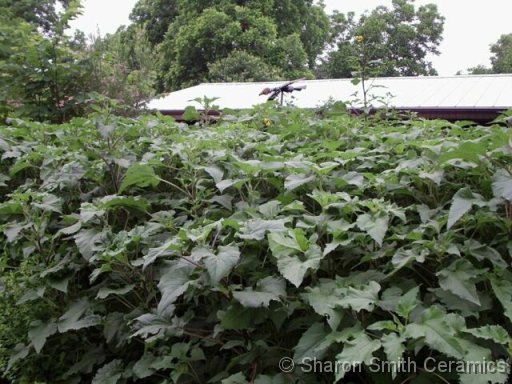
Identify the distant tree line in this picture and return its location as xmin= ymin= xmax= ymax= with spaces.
xmin=8 ymin=0 xmax=511 ymax=122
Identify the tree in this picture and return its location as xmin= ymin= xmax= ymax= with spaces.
xmin=207 ymin=50 xmax=283 ymax=82
xmin=0 ymin=0 xmax=74 ymax=34
xmin=158 ymin=5 xmax=312 ymax=89
xmin=0 ymin=1 xmax=92 ymax=122
xmin=490 ymin=34 xmax=512 ymax=73
xmin=130 ymin=0 xmax=329 ymax=90
xmin=466 ymin=33 xmax=512 ymax=75
xmin=0 ymin=0 xmax=162 ymax=121
xmin=265 ymin=0 xmax=329 ymax=70
xmin=465 ymin=65 xmax=494 ymax=75
xmin=319 ymin=0 xmax=445 ymax=79
xmin=129 ymin=0 xmax=179 ymax=45
xmin=85 ymin=25 xmax=158 ymax=109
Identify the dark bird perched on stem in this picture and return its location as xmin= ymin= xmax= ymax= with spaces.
xmin=259 ymin=79 xmax=307 ymax=106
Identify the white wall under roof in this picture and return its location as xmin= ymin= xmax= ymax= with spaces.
xmin=147 ymin=75 xmax=512 ymax=111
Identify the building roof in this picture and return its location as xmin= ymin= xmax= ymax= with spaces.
xmin=148 ymin=75 xmax=512 ymax=113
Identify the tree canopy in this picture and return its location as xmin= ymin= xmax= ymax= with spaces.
xmin=0 ymin=1 xmax=91 ymax=122
xmin=0 ymin=0 xmax=74 ymax=34
xmin=86 ymin=25 xmax=158 ymax=109
xmin=319 ymin=0 xmax=444 ymax=79
xmin=130 ymin=0 xmax=330 ymax=90
xmin=0 ymin=0 xmax=157 ymax=122
xmin=467 ymin=33 xmax=512 ymax=75
xmin=490 ymin=34 xmax=512 ymax=73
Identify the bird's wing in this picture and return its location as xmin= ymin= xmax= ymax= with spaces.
xmin=273 ymin=78 xmax=306 ymax=91
xmin=290 ymin=84 xmax=307 ymax=91
xmin=267 ymin=90 xmax=281 ymax=101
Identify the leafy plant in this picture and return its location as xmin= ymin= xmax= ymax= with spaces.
xmin=1 ymin=108 xmax=512 ymax=383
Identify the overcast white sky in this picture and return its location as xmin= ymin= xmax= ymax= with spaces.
xmin=69 ymin=0 xmax=512 ymax=76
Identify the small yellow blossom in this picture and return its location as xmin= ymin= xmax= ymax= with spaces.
xmin=355 ymin=35 xmax=364 ymax=44
xmin=263 ymin=118 xmax=272 ymax=127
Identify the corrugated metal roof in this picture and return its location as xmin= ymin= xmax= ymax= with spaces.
xmin=147 ymin=75 xmax=512 ymax=111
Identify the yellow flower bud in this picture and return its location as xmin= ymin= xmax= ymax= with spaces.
xmin=263 ymin=118 xmax=272 ymax=127
xmin=355 ymin=35 xmax=364 ymax=43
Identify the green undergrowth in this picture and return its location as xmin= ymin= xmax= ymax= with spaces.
xmin=1 ymin=106 xmax=512 ymax=383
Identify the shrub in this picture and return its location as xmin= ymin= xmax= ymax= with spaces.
xmin=1 ymin=108 xmax=512 ymax=383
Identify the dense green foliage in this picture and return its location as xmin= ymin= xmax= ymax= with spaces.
xmin=1 ymin=0 xmax=449 ymax=123
xmin=0 ymin=1 xmax=92 ymax=123
xmin=465 ymin=65 xmax=495 ymax=75
xmin=319 ymin=0 xmax=444 ymax=78
xmin=1 ymin=106 xmax=512 ymax=383
xmin=158 ymin=6 xmax=310 ymax=88
xmin=490 ymin=34 xmax=512 ymax=73
xmin=131 ymin=0 xmax=445 ymax=88
xmin=0 ymin=0 xmax=73 ymax=34
xmin=85 ymin=25 xmax=159 ymax=109
xmin=0 ymin=0 xmax=158 ymax=123
xmin=468 ymin=33 xmax=512 ymax=75
xmin=136 ymin=0 xmax=329 ymax=89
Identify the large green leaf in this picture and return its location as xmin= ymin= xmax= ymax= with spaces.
xmin=91 ymin=360 xmax=124 ymax=384
xmin=0 ymin=201 xmax=23 ymax=216
xmin=302 ymin=280 xmax=344 ymax=330
xmin=119 ymin=163 xmax=160 ymax=193
xmin=284 ymin=173 xmax=315 ymax=191
xmin=74 ymin=229 xmax=107 ymax=261
xmin=57 ymin=299 xmax=101 ymax=333
xmin=257 ymin=200 xmax=282 ymax=218
xmin=233 ymin=276 xmax=285 ymax=308
xmin=464 ymin=325 xmax=510 ymax=345
xmin=490 ymin=273 xmax=512 ymax=323
xmin=356 ymin=212 xmax=389 ymax=246
xmin=32 ymin=193 xmax=62 ymax=213
xmin=492 ymin=169 xmax=512 ymax=201
xmin=28 ymin=320 xmax=57 ymax=354
xmin=381 ymin=333 xmax=405 ymax=379
xmin=183 ymin=106 xmax=200 ymax=121
xmin=203 ymin=245 xmax=240 ymax=284
xmin=97 ymin=285 xmax=135 ymax=300
xmin=447 ymin=188 xmax=487 ymax=230
xmin=334 ymin=333 xmax=381 ymax=381
xmin=218 ymin=304 xmax=252 ymax=330
xmin=465 ymin=240 xmax=507 ymax=269
xmin=203 ymin=165 xmax=224 ymax=183
xmin=99 ymin=195 xmax=149 ymax=213
xmin=335 ymin=281 xmax=381 ymax=312
xmin=157 ymin=266 xmax=193 ymax=315
xmin=142 ymin=238 xmax=178 ymax=269
xmin=131 ymin=313 xmax=184 ymax=339
xmin=396 ymin=286 xmax=420 ymax=319
xmin=404 ymin=306 xmax=465 ymax=359
xmin=438 ymin=140 xmax=487 ymax=164
xmin=293 ymin=323 xmax=330 ymax=362
xmin=238 ymin=219 xmax=288 ymax=240
xmin=437 ymin=259 xmax=485 ymax=305
xmin=133 ymin=352 xmax=156 ymax=379
xmin=268 ymin=231 xmax=324 ymax=287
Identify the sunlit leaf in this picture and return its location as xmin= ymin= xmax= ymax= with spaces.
xmin=119 ymin=164 xmax=160 ymax=193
